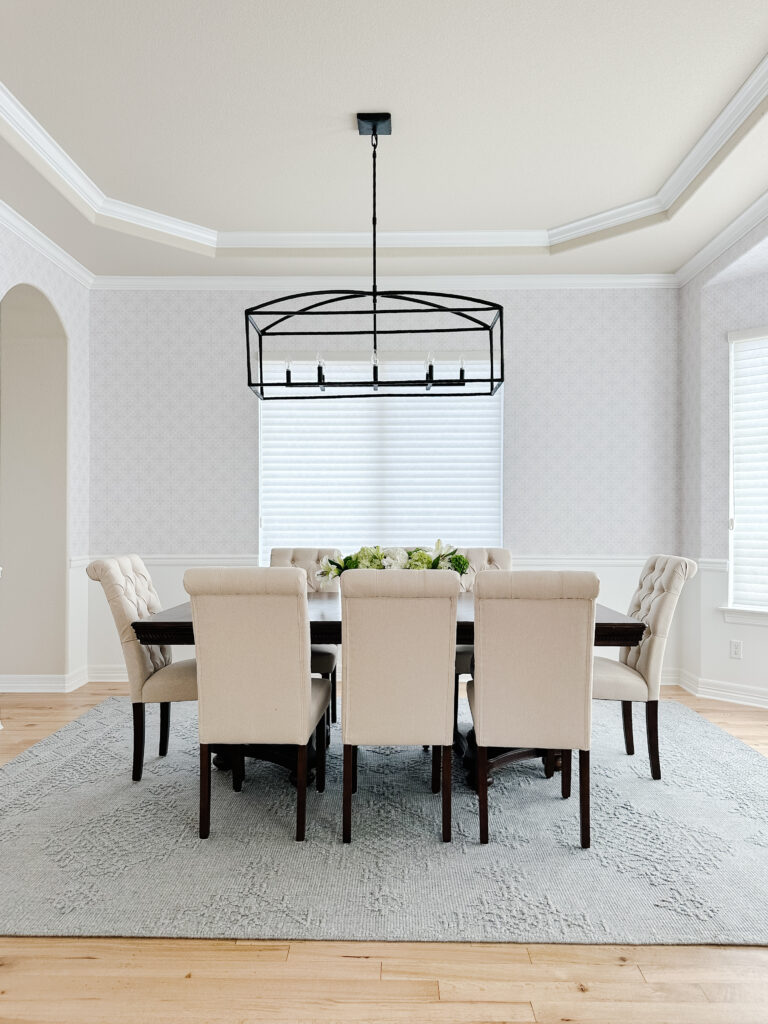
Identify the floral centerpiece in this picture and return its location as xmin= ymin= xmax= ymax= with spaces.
xmin=317 ymin=540 xmax=469 ymax=587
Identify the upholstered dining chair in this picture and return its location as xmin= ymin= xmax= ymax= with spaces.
xmin=340 ymin=568 xmax=460 ymax=843
xmin=86 ymin=555 xmax=197 ymax=782
xmin=592 ymin=554 xmax=697 ymax=780
xmin=453 ymin=546 xmax=513 ymax=672
xmin=184 ymin=567 xmax=330 ymax=841
xmin=469 ymin=570 xmax=599 ymax=848
xmin=270 ymin=548 xmax=342 ymax=723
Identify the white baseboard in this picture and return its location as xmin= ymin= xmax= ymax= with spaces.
xmin=662 ymin=668 xmax=768 ymax=709
xmin=0 ymin=666 xmax=88 ymax=693
xmin=88 ymin=664 xmax=128 ymax=684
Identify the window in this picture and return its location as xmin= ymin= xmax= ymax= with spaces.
xmin=729 ymin=330 xmax=768 ymax=608
xmin=259 ymin=369 xmax=503 ymax=565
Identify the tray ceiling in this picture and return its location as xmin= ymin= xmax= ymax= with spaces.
xmin=1 ymin=0 xmax=768 ymax=277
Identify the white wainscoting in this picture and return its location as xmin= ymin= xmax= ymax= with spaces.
xmin=14 ymin=554 xmax=765 ymax=708
xmin=668 ymin=559 xmax=768 ymax=709
xmin=85 ymin=554 xmax=661 ymax=685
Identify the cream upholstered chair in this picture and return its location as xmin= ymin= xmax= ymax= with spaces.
xmin=270 ymin=548 xmax=341 ymax=722
xmin=469 ymin=570 xmax=599 ymax=848
xmin=340 ymin=569 xmax=459 ymax=843
xmin=593 ymin=554 xmax=697 ymax=780
xmin=86 ymin=555 xmax=197 ymax=781
xmin=184 ymin=567 xmax=330 ymax=841
xmin=453 ymin=547 xmax=513 ymax=674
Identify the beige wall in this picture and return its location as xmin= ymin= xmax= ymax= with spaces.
xmin=0 ymin=284 xmax=67 ymax=674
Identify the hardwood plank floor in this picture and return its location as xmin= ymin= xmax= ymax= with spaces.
xmin=0 ymin=682 xmax=766 ymax=1023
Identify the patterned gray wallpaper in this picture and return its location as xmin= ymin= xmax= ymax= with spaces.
xmin=89 ymin=285 xmax=680 ymax=556
xmin=680 ymin=215 xmax=768 ymax=560
xmin=0 ymin=221 xmax=90 ymax=555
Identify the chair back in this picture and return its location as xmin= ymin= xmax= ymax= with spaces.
xmin=270 ymin=547 xmax=343 ymax=592
xmin=473 ymin=570 xmax=599 ymax=750
xmin=183 ymin=567 xmax=313 ymax=745
xmin=86 ymin=555 xmax=170 ymax=702
xmin=341 ymin=569 xmax=459 ymax=746
xmin=456 ymin=547 xmax=513 ymax=592
xmin=620 ymin=555 xmax=697 ymax=698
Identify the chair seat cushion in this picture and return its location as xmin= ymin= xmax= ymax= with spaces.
xmin=592 ymin=656 xmax=648 ymax=702
xmin=310 ymin=676 xmax=332 ymax=732
xmin=141 ymin=658 xmax=198 ymax=703
xmin=455 ymin=644 xmax=474 ymax=676
xmin=311 ymin=644 xmax=338 ymax=675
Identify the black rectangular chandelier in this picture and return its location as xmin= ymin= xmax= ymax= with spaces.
xmin=245 ymin=114 xmax=504 ymax=400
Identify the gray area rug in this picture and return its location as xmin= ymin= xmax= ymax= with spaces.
xmin=1 ymin=697 xmax=767 ymax=943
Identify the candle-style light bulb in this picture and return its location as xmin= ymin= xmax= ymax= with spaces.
xmin=371 ymin=350 xmax=379 ymax=391
xmin=425 ymin=351 xmax=434 ymax=390
xmin=285 ymin=360 xmax=292 ymax=385
xmin=459 ymin=354 xmax=465 ymax=383
xmin=317 ymin=352 xmax=325 ymax=390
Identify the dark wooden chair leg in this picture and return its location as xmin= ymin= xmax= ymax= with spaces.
xmin=159 ymin=702 xmax=170 ymax=756
xmin=544 ymin=749 xmax=556 ymax=778
xmin=431 ymin=745 xmax=441 ymax=793
xmin=315 ymin=716 xmax=326 ymax=793
xmin=579 ymin=749 xmax=590 ymax=849
xmin=330 ymin=667 xmax=337 ymax=723
xmin=622 ymin=701 xmax=635 ymax=755
xmin=442 ymin=745 xmax=452 ymax=842
xmin=325 ymin=706 xmax=331 ymax=749
xmin=477 ymin=745 xmax=489 ymax=844
xmin=561 ymin=748 xmax=572 ymax=799
xmin=453 ymin=672 xmax=460 ymax=735
xmin=296 ymin=743 xmax=308 ymax=841
xmin=232 ymin=745 xmax=244 ymax=792
xmin=343 ymin=743 xmax=353 ymax=843
xmin=351 ymin=745 xmax=358 ymax=794
xmin=199 ymin=744 xmax=211 ymax=839
xmin=131 ymin=703 xmax=145 ymax=782
xmin=646 ymin=700 xmax=661 ymax=780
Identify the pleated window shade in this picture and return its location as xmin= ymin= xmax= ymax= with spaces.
xmin=258 ymin=362 xmax=503 ymax=565
xmin=730 ymin=334 xmax=768 ymax=608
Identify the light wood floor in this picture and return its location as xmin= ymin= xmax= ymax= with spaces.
xmin=0 ymin=682 xmax=766 ymax=1024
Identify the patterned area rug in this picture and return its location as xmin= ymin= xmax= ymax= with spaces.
xmin=1 ymin=697 xmax=766 ymax=942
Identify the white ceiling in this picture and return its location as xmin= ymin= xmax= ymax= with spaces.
xmin=1 ymin=0 xmax=768 ymax=277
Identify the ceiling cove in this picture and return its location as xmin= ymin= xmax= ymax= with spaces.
xmin=1 ymin=54 xmax=767 ymax=258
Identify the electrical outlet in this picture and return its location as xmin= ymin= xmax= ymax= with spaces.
xmin=730 ymin=639 xmax=744 ymax=660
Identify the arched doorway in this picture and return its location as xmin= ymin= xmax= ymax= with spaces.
xmin=0 ymin=284 xmax=68 ymax=679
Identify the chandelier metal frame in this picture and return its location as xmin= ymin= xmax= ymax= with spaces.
xmin=245 ymin=113 xmax=504 ymax=400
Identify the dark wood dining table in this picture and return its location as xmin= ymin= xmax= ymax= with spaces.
xmin=132 ymin=592 xmax=645 ymax=648
xmin=133 ymin=592 xmax=645 ymax=781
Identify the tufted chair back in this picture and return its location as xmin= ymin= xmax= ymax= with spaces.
xmin=456 ymin=547 xmax=513 ymax=592
xmin=620 ymin=555 xmax=697 ymax=699
xmin=270 ymin=547 xmax=343 ymax=592
xmin=86 ymin=555 xmax=171 ymax=702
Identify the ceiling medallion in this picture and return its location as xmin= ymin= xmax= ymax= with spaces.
xmin=245 ymin=113 xmax=503 ymax=399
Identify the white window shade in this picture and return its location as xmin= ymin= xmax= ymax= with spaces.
xmin=259 ymin=363 xmax=503 ymax=564
xmin=730 ymin=334 xmax=768 ymax=608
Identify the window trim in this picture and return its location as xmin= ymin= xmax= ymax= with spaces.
xmin=726 ymin=326 xmax=768 ymax=612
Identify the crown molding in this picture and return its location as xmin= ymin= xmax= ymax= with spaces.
xmin=549 ymin=196 xmax=665 ymax=246
xmin=0 ymin=199 xmax=94 ymax=287
xmin=89 ymin=273 xmax=677 ymax=291
xmin=2 ymin=56 xmax=768 ymax=256
xmin=674 ymin=189 xmax=768 ymax=286
xmin=660 ymin=54 xmax=768 ymax=209
xmin=216 ymin=229 xmax=551 ymax=250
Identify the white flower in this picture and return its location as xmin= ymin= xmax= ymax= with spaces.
xmin=381 ymin=547 xmax=408 ymax=570
xmin=316 ymin=556 xmax=340 ymax=589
